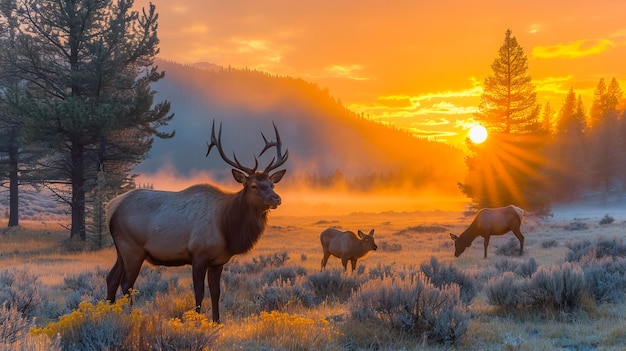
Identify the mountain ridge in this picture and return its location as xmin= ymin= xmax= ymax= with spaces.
xmin=137 ymin=59 xmax=466 ymax=193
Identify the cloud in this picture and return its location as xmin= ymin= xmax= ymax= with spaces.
xmin=323 ymin=64 xmax=370 ymax=81
xmin=454 ymin=117 xmax=481 ymax=130
xmin=532 ymin=39 xmax=615 ymax=59
xmin=376 ymin=95 xmax=417 ymax=108
xmin=414 ymin=102 xmax=479 ymax=116
xmin=528 ymin=24 xmax=542 ymax=34
xmin=533 ymin=75 xmax=573 ymax=93
xmin=409 ymin=86 xmax=483 ymax=102
xmin=418 ymin=117 xmax=450 ymax=126
xmin=407 ymin=127 xmax=457 ymax=139
xmin=181 ymin=23 xmax=211 ymax=35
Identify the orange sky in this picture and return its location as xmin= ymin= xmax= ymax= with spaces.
xmin=134 ymin=0 xmax=626 ymax=146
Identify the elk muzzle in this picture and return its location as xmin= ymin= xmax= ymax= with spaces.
xmin=267 ymin=193 xmax=281 ymax=209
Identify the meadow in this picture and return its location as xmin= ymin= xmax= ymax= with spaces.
xmin=2 ymin=204 xmax=626 ymax=350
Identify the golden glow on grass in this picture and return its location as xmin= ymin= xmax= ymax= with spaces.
xmin=468 ymin=125 xmax=488 ymax=144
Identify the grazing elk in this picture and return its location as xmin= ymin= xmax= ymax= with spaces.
xmin=320 ymin=228 xmax=378 ymax=272
xmin=450 ymin=205 xmax=525 ymax=259
xmin=105 ymin=120 xmax=288 ymax=323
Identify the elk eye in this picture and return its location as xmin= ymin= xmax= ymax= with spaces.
xmin=251 ymin=183 xmax=258 ymax=189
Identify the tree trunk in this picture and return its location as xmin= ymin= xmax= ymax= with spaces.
xmin=8 ymin=145 xmax=18 ymax=227
xmin=71 ymin=142 xmax=86 ymax=240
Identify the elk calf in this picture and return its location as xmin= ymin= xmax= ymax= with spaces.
xmin=320 ymin=228 xmax=378 ymax=272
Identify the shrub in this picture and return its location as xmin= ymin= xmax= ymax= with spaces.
xmin=0 ymin=268 xmax=43 ymax=319
xmin=306 ymin=270 xmax=363 ymax=303
xmin=31 ymin=297 xmax=140 ymax=350
xmin=261 ymin=266 xmax=307 ymax=286
xmin=0 ymin=302 xmax=31 ymax=345
xmin=239 ymin=311 xmax=337 ymax=350
xmin=495 ymin=237 xmax=522 ymax=256
xmin=485 ymin=272 xmax=524 ymax=307
xmin=599 ymin=214 xmax=614 ymax=225
xmin=565 ymin=240 xmax=594 ymax=262
xmin=135 ymin=266 xmax=179 ymax=301
xmin=61 ymin=269 xmax=108 ymax=308
xmin=138 ymin=311 xmax=220 ymax=351
xmin=564 ymin=221 xmax=588 ymax=231
xmin=379 ymin=241 xmax=403 ymax=252
xmin=255 ymin=279 xmax=316 ymax=311
xmin=524 ymin=263 xmax=586 ymax=310
xmin=541 ymin=239 xmax=558 ymax=249
xmin=244 ymin=252 xmax=290 ymax=273
xmin=368 ymin=262 xmax=395 ymax=280
xmin=566 ymin=238 xmax=626 ymax=262
xmin=494 ymin=257 xmax=537 ymax=279
xmin=487 ymin=263 xmax=587 ymax=311
xmin=420 ymin=256 xmax=477 ymax=305
xmin=395 ymin=225 xmax=448 ymax=235
xmin=349 ymin=273 xmax=468 ymax=344
xmin=576 ymin=255 xmax=626 ymax=303
xmin=514 ymin=257 xmax=538 ymax=278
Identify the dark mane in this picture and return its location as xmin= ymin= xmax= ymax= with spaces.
xmin=219 ymin=190 xmax=268 ymax=255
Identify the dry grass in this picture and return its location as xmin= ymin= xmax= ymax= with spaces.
xmin=2 ymin=208 xmax=626 ymax=350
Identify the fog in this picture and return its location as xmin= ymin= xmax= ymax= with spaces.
xmin=135 ymin=164 xmax=468 ymax=218
xmin=131 ymin=60 xmax=467 ymax=214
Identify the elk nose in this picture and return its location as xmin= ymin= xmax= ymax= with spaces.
xmin=269 ymin=194 xmax=281 ymax=208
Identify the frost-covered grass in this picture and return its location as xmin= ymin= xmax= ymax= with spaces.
xmin=2 ymin=209 xmax=626 ymax=350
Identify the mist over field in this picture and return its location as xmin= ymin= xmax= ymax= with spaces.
xmin=133 ymin=60 xmax=466 ymax=208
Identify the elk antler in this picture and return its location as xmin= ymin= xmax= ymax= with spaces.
xmin=206 ymin=120 xmax=258 ymax=175
xmin=259 ymin=121 xmax=289 ymax=173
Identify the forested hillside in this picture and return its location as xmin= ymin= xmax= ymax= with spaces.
xmin=137 ymin=60 xmax=465 ymax=193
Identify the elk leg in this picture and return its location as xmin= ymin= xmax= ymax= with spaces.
xmin=106 ymin=258 xmax=124 ymax=303
xmin=483 ymin=236 xmax=490 ymax=259
xmin=207 ymin=265 xmax=224 ymax=323
xmin=120 ymin=256 xmax=145 ymax=306
xmin=341 ymin=258 xmax=348 ymax=271
xmin=321 ymin=251 xmax=330 ymax=271
xmin=192 ymin=261 xmax=209 ymax=314
xmin=512 ymin=228 xmax=525 ymax=255
xmin=350 ymin=259 xmax=357 ymax=273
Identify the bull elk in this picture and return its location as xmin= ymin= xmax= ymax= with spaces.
xmin=105 ymin=120 xmax=288 ymax=323
xmin=450 ymin=205 xmax=525 ymax=259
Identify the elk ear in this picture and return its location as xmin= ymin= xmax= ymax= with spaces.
xmin=231 ymin=169 xmax=248 ymax=184
xmin=357 ymin=230 xmax=364 ymax=238
xmin=269 ymin=169 xmax=286 ymax=183
xmin=450 ymin=233 xmax=459 ymax=242
xmin=368 ymin=229 xmax=374 ymax=236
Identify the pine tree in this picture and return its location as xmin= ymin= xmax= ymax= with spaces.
xmin=545 ymin=88 xmax=587 ymax=200
xmin=541 ymin=102 xmax=555 ymax=135
xmin=459 ymin=29 xmax=549 ymax=213
xmin=587 ymin=78 xmax=624 ymax=201
xmin=475 ymin=29 xmax=540 ymax=134
xmin=2 ymin=0 xmax=174 ymax=239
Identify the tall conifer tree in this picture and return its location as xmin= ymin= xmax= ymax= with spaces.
xmin=2 ymin=0 xmax=174 ymax=239
xmin=459 ymin=29 xmax=548 ymax=213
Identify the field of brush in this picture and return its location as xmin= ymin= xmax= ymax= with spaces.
xmin=2 ymin=205 xmax=626 ymax=350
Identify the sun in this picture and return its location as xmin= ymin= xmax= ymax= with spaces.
xmin=469 ymin=125 xmax=488 ymax=144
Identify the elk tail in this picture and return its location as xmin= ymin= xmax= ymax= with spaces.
xmin=512 ymin=205 xmax=525 ymax=223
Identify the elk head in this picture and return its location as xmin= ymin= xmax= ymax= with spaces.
xmin=206 ymin=120 xmax=288 ymax=209
xmin=450 ymin=233 xmax=469 ymax=257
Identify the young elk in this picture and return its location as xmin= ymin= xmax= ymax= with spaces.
xmin=105 ymin=120 xmax=288 ymax=323
xmin=320 ymin=228 xmax=378 ymax=272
